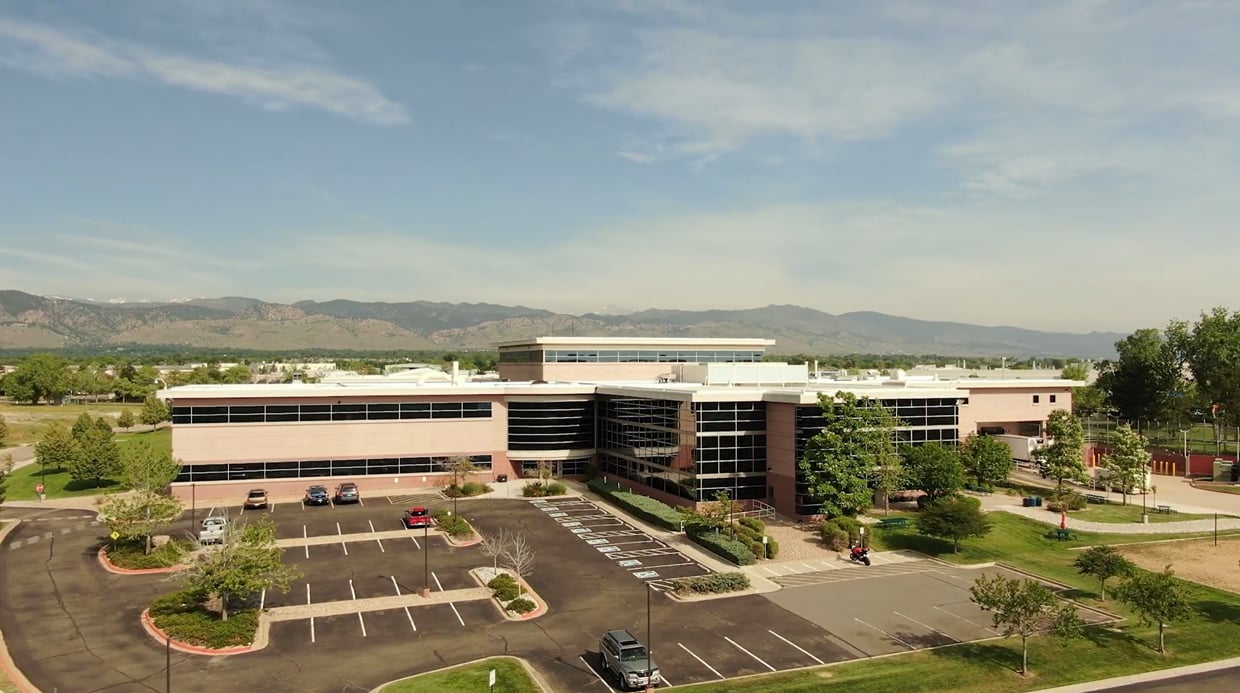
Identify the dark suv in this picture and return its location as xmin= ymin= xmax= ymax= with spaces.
xmin=303 ymin=485 xmax=330 ymax=506
xmin=334 ymin=482 xmax=360 ymax=504
xmin=599 ymin=630 xmax=662 ymax=690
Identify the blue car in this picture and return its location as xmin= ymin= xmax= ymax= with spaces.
xmin=303 ymin=485 xmax=330 ymax=506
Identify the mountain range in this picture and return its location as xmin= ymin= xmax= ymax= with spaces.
xmin=0 ymin=290 xmax=1123 ymax=357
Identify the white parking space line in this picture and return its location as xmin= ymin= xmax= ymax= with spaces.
xmin=761 ymin=566 xmax=779 ymax=576
xmin=269 ymin=502 xmax=276 ymax=513
xmin=306 ymin=583 xmax=312 ymax=604
xmin=358 ymin=497 xmax=366 ymax=506
xmin=404 ymin=607 xmax=417 ymax=631
xmin=310 ymin=617 xmax=316 ymax=643
xmin=579 ymin=656 xmax=617 ymax=692
xmin=678 ymin=643 xmax=724 ymax=680
xmin=301 ymin=501 xmax=305 ymax=511
xmin=410 ymin=535 xmax=421 ymax=550
xmin=724 ymin=635 xmax=776 ymax=672
xmin=337 ymin=522 xmax=348 ymax=556
xmin=375 ymin=537 xmax=385 ymax=552
xmin=349 ymin=579 xmax=358 ymax=600
xmin=431 ymin=571 xmax=445 ymax=592
xmin=854 ymin=618 xmax=914 ymax=650
xmin=934 ymin=605 xmax=998 ymax=634
xmin=259 ymin=589 xmax=266 ymax=610
xmin=357 ymin=611 xmax=368 ymax=636
xmin=767 ymin=630 xmax=824 ymax=665
xmin=303 ymin=526 xmax=309 ymax=559
xmin=448 ymin=602 xmax=465 ymax=626
xmin=368 ymin=520 xmax=377 ymax=533
xmin=238 ymin=506 xmax=245 ymax=516
xmin=893 ymin=611 xmax=957 ymax=642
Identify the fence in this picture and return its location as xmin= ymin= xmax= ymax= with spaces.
xmin=1083 ymin=416 xmax=1240 ymax=457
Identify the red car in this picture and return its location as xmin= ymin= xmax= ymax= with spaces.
xmin=402 ymin=507 xmax=431 ymax=529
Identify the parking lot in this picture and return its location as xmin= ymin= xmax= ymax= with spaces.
xmin=528 ymin=496 xmax=712 ymax=590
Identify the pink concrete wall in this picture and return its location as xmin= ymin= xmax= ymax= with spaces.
xmin=765 ymin=402 xmax=798 ymax=517
xmin=170 ymin=462 xmax=512 ymax=505
xmin=958 ymin=387 xmax=1073 ymax=439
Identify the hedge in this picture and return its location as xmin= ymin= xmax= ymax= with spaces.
xmin=507 ymin=598 xmax=536 ymax=614
xmin=686 ymin=528 xmax=756 ymax=565
xmin=670 ymin=572 xmax=751 ymax=595
xmin=521 ymin=481 xmax=568 ymax=498
xmin=149 ymin=588 xmax=258 ymax=649
xmin=738 ymin=517 xmax=766 ymax=534
xmin=431 ymin=509 xmax=475 ymax=538
xmin=107 ymin=537 xmax=194 ymax=570
xmin=587 ymin=479 xmax=682 ymax=531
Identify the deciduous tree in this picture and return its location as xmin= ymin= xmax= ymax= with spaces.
xmin=1114 ymin=566 xmax=1194 ymax=654
xmin=502 ymin=532 xmax=536 ymax=597
xmin=0 ymin=453 xmax=12 ymax=504
xmin=98 ymin=492 xmax=183 ymax=555
xmin=902 ymin=442 xmax=965 ymax=501
xmin=1169 ymin=308 xmax=1240 ymax=437
xmin=446 ymin=455 xmax=478 ymax=489
xmin=0 ymin=414 xmax=8 ymax=447
xmin=917 ymin=495 xmax=991 ymax=553
xmin=1102 ymin=425 xmax=1150 ymax=505
xmin=1060 ymin=362 xmax=1089 ymax=382
xmin=120 ymin=437 xmax=182 ymax=494
xmin=1073 ymin=545 xmax=1135 ymax=601
xmin=970 ymin=574 xmax=1084 ymax=676
xmin=139 ymin=397 xmax=170 ymax=428
xmin=34 ymin=423 xmax=79 ymax=474
xmin=116 ymin=410 xmax=136 ymax=430
xmin=960 ymin=434 xmax=1014 ymax=489
xmin=67 ymin=422 xmax=121 ymax=487
xmin=799 ymin=392 xmax=900 ymax=517
xmin=1035 ymin=410 xmax=1086 ymax=492
xmin=1096 ymin=329 xmax=1182 ymax=424
xmin=0 ymin=354 xmax=71 ymax=404
xmin=178 ymin=515 xmax=300 ymax=621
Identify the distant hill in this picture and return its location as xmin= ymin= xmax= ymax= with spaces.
xmin=0 ymin=290 xmax=1123 ymax=357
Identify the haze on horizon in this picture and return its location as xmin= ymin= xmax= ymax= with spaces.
xmin=2 ymin=1 xmax=1237 ymax=334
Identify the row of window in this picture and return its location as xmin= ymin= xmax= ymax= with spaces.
xmin=171 ymin=402 xmax=493 ymax=424
xmin=598 ymin=453 xmax=768 ymax=501
xmin=173 ymin=455 xmax=494 ymax=483
xmin=500 ymin=349 xmax=764 ymax=364
xmin=598 ymin=397 xmax=683 ymax=430
xmin=507 ymin=401 xmax=596 ymax=450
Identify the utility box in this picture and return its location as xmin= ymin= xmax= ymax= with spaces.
xmin=1213 ymin=459 xmax=1235 ymax=482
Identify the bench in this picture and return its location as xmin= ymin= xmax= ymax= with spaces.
xmin=1085 ymin=494 xmax=1108 ymax=504
xmin=1155 ymin=505 xmax=1176 ymax=514
xmin=877 ymin=517 xmax=909 ymax=529
xmin=1047 ymin=528 xmax=1076 ymax=542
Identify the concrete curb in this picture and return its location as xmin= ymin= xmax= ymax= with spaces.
xmin=1032 ymin=656 xmax=1240 ymax=692
xmin=139 ymin=608 xmax=259 ymax=656
xmin=0 ymin=520 xmax=41 ymax=693
xmin=96 ymin=545 xmax=186 ymax=575
xmin=367 ymin=656 xmax=554 ymax=693
xmin=469 ymin=568 xmax=549 ymax=621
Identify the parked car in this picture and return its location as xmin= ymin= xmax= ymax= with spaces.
xmin=244 ymin=489 xmax=268 ymax=509
xmin=402 ymin=506 xmax=431 ymax=529
xmin=303 ymin=485 xmax=330 ymax=506
xmin=599 ymin=630 xmax=663 ymax=691
xmin=199 ymin=516 xmax=228 ymax=545
xmin=334 ymin=482 xmax=360 ymax=504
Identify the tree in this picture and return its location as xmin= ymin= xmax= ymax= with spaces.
xmin=446 ymin=455 xmax=478 ymax=489
xmin=1061 ymin=362 xmax=1089 ymax=382
xmin=1073 ymin=545 xmax=1135 ymax=601
xmin=0 ymin=354 xmax=71 ymax=404
xmin=71 ymin=412 xmax=96 ymax=441
xmin=0 ymin=414 xmax=8 ymax=447
xmin=1169 ymin=308 xmax=1240 ymax=438
xmin=0 ymin=453 xmax=12 ymax=504
xmin=34 ymin=423 xmax=79 ymax=474
xmin=97 ymin=492 xmax=183 ymax=555
xmin=502 ymin=532 xmax=536 ymax=597
xmin=119 ymin=437 xmax=182 ymax=494
xmin=902 ymin=443 xmax=965 ymax=501
xmin=1072 ymin=384 xmax=1108 ymax=417
xmin=1102 ymin=425 xmax=1150 ymax=505
xmin=871 ymin=443 xmax=904 ymax=516
xmin=1035 ymin=410 xmax=1086 ymax=492
xmin=479 ymin=528 xmax=513 ymax=572
xmin=960 ymin=434 xmax=1014 ymax=489
xmin=178 ymin=515 xmax=300 ymax=621
xmin=116 ymin=410 xmax=136 ymax=430
xmin=67 ymin=422 xmax=121 ymax=487
xmin=139 ymin=397 xmax=170 ymax=428
xmin=1114 ymin=566 xmax=1194 ymax=654
xmin=970 ymin=573 xmax=1084 ymax=676
xmin=917 ymin=495 xmax=991 ymax=553
xmin=800 ymin=392 xmax=901 ymax=517
xmin=1096 ymin=329 xmax=1182 ymax=424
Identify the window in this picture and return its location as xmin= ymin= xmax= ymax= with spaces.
xmin=1033 ymin=395 xmax=1041 ymax=404
xmin=1049 ymin=394 xmax=1057 ymax=403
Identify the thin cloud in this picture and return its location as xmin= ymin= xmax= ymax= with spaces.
xmin=0 ymin=16 xmax=409 ymax=125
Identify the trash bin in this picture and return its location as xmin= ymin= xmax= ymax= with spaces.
xmin=1022 ymin=497 xmax=1033 ymax=507
xmin=1034 ymin=497 xmax=1043 ymax=507
xmin=496 ymin=474 xmax=508 ymax=483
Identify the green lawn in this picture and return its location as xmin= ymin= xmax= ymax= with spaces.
xmin=1194 ymin=483 xmax=1240 ymax=496
xmin=380 ymin=658 xmax=539 ymax=693
xmin=3 ymin=428 xmax=169 ymax=501
xmin=0 ymin=401 xmax=143 ymax=446
xmin=679 ymin=514 xmax=1240 ymax=693
xmin=1066 ymin=502 xmax=1220 ymax=524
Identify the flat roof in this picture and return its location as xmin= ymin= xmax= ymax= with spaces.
xmin=493 ymin=336 xmax=776 ymax=349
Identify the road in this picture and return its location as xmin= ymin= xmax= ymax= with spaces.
xmin=1105 ymin=665 xmax=1240 ymax=692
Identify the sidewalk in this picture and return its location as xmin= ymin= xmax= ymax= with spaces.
xmin=1033 ymin=656 xmax=1240 ymax=692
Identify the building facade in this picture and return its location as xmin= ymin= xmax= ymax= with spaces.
xmin=163 ymin=337 xmax=1077 ymax=516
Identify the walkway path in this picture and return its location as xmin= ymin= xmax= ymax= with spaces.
xmin=980 ymin=494 xmax=1240 ymax=535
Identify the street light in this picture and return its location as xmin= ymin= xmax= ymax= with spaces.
xmin=1179 ymin=429 xmax=1190 ymax=479
xmin=645 ymin=582 xmax=654 ymax=693
xmin=421 ymin=521 xmax=430 ymax=597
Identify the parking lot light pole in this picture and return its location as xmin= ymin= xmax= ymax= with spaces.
xmin=421 ymin=522 xmax=430 ymax=598
xmin=646 ymin=582 xmax=654 ymax=693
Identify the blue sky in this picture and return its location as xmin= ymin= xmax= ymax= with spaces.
xmin=2 ymin=0 xmax=1238 ymax=332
